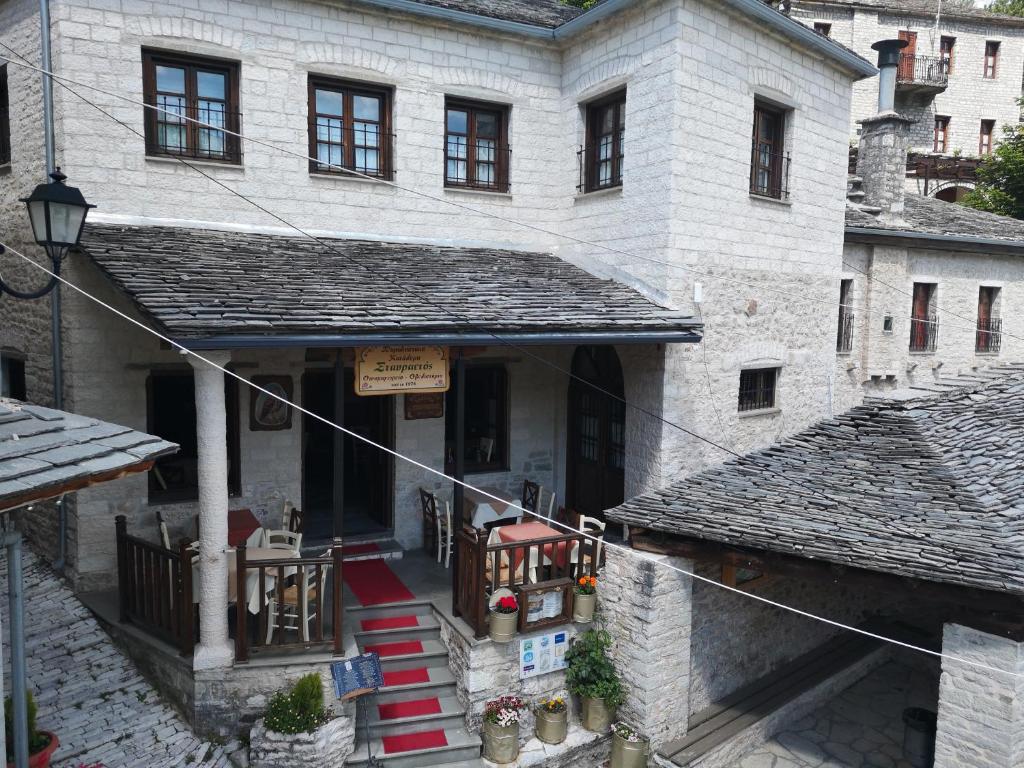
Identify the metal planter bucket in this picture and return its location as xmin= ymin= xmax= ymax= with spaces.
xmin=535 ymin=708 xmax=568 ymax=745
xmin=482 ymin=720 xmax=520 ymax=763
xmin=489 ymin=610 xmax=519 ymax=643
xmin=611 ymin=733 xmax=649 ymax=768
xmin=581 ymin=696 xmax=615 ymax=732
xmin=573 ymin=592 xmax=596 ymax=623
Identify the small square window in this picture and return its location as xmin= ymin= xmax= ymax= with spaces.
xmin=883 ymin=315 xmax=894 ymax=333
xmin=813 ymin=22 xmax=831 ymax=37
xmin=738 ymin=368 xmax=778 ymax=412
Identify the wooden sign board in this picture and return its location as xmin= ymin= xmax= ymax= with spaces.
xmin=355 ymin=346 xmax=449 ymax=396
xmin=404 ymin=392 xmax=444 ymax=420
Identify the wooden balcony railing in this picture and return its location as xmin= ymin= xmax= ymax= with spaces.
xmin=234 ymin=540 xmax=343 ymax=663
xmin=454 ymin=526 xmax=599 ymax=639
xmin=115 ymin=515 xmax=196 ymax=656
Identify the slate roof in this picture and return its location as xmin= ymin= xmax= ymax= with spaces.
xmin=402 ymin=0 xmax=583 ymax=27
xmin=608 ymin=368 xmax=1024 ymax=595
xmin=846 ymin=192 xmax=1024 ymax=245
xmin=77 ymin=224 xmax=700 ymax=342
xmin=0 ymin=399 xmax=178 ymax=511
xmin=797 ymin=0 xmax=1024 ymax=26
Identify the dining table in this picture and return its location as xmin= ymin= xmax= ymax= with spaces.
xmin=497 ymin=521 xmax=572 ymax=577
xmin=192 ymin=546 xmax=300 ymax=614
xmin=463 ymin=486 xmax=523 ymax=529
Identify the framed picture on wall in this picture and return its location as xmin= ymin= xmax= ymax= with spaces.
xmin=249 ymin=375 xmax=293 ymax=431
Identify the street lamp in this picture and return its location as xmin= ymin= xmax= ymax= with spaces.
xmin=0 ymin=169 xmax=95 ymax=299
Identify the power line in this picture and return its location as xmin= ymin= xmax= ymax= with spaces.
xmin=0 ymin=236 xmax=1018 ymax=680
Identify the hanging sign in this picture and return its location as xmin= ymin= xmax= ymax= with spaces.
xmin=355 ymin=346 xmax=450 ymax=396
xmin=404 ymin=392 xmax=445 ymax=420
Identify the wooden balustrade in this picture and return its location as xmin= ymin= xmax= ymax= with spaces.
xmin=234 ymin=539 xmax=343 ymax=663
xmin=454 ymin=526 xmax=599 ymax=639
xmin=115 ymin=515 xmax=195 ymax=656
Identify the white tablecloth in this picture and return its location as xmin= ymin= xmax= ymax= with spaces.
xmin=192 ymin=547 xmax=299 ymax=614
xmin=463 ymin=486 xmax=522 ymax=529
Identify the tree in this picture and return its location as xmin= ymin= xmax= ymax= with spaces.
xmin=962 ymin=114 xmax=1024 ymax=219
xmin=561 ymin=0 xmax=599 ymax=7
xmin=987 ymin=0 xmax=1024 ymax=15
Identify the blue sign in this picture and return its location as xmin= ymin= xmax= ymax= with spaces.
xmin=331 ymin=652 xmax=384 ymax=699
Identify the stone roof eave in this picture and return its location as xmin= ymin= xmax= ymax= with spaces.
xmin=845 ymin=226 xmax=1024 ymax=255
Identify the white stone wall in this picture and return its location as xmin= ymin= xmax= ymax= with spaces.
xmin=934 ymin=622 xmax=1024 ymax=768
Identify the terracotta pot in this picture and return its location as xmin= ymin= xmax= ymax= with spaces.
xmin=573 ymin=591 xmax=596 ymax=623
xmin=535 ymin=707 xmax=568 ymax=744
xmin=581 ymin=696 xmax=615 ymax=732
xmin=488 ymin=609 xmax=518 ymax=643
xmin=6 ymin=732 xmax=59 ymax=768
xmin=482 ymin=720 xmax=519 ymax=763
xmin=611 ymin=732 xmax=649 ymax=768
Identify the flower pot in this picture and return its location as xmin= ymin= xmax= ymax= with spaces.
xmin=581 ymin=696 xmax=615 ymax=732
xmin=6 ymin=732 xmax=59 ymax=768
xmin=573 ymin=592 xmax=596 ymax=623
xmin=611 ymin=732 xmax=649 ymax=768
xmin=535 ymin=707 xmax=568 ymax=745
xmin=488 ymin=610 xmax=518 ymax=643
xmin=482 ymin=720 xmax=519 ymax=763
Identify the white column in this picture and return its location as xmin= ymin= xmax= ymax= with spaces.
xmin=189 ymin=350 xmax=234 ymax=671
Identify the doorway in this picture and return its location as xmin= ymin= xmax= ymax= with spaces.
xmin=566 ymin=346 xmax=626 ymax=520
xmin=302 ymin=368 xmax=393 ymax=542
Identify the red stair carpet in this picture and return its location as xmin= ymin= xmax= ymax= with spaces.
xmin=343 ymin=559 xmax=415 ymax=606
xmin=382 ymin=729 xmax=448 ymax=754
xmin=342 ymin=542 xmax=381 ymax=557
xmin=382 ymin=668 xmax=430 ymax=687
xmin=365 ymin=640 xmax=424 ymax=658
xmin=378 ymin=697 xmax=442 ymax=721
xmin=361 ymin=615 xmax=419 ymax=632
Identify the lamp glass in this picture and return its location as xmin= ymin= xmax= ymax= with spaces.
xmin=47 ymin=201 xmax=88 ymax=247
xmin=26 ymin=200 xmax=48 ymax=246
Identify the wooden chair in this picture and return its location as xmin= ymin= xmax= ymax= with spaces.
xmin=536 ymin=486 xmax=557 ymax=522
xmin=436 ymin=497 xmax=453 ymax=568
xmin=578 ymin=515 xmax=606 ymax=570
xmin=265 ymin=529 xmax=302 ymax=553
xmin=285 ymin=503 xmax=304 ymax=535
xmin=484 ymin=527 xmax=515 ymax=589
xmin=265 ymin=560 xmax=330 ymax=643
xmin=419 ymin=488 xmax=438 ymax=556
xmin=521 ymin=480 xmax=540 ymax=516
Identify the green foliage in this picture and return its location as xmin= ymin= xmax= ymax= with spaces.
xmin=565 ymin=628 xmax=624 ymax=706
xmin=988 ymin=0 xmax=1024 ymax=14
xmin=963 ymin=114 xmax=1024 ymax=219
xmin=264 ymin=673 xmax=328 ymax=735
xmin=560 ymin=0 xmax=599 ymax=7
xmin=5 ymin=691 xmax=51 ymax=756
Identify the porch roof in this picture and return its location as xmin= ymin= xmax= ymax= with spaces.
xmin=608 ymin=367 xmax=1024 ymax=596
xmin=0 ymin=399 xmax=178 ymax=511
xmin=78 ymin=224 xmax=702 ymax=347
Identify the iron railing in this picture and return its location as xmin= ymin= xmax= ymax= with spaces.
xmin=910 ymin=314 xmax=939 ymax=352
xmin=976 ymin=318 xmax=1002 ymax=353
xmin=577 ymin=143 xmax=624 ymax=193
xmin=308 ymin=121 xmax=396 ymax=179
xmin=837 ymin=311 xmax=855 ymax=353
xmin=444 ymin=142 xmax=511 ymax=192
xmin=145 ymin=103 xmax=243 ymax=164
xmin=897 ymin=54 xmax=949 ymax=88
xmin=749 ymin=144 xmax=791 ymax=200
xmin=738 ymin=368 xmax=778 ymax=412
xmin=0 ymin=106 xmax=10 ymax=165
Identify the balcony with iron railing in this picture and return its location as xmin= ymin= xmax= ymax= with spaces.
xmin=976 ymin=318 xmax=1002 ymax=354
xmin=145 ymin=104 xmax=243 ymax=164
xmin=910 ymin=315 xmax=939 ymax=353
xmin=836 ymin=311 xmax=854 ymax=354
xmin=896 ymin=54 xmax=949 ymax=95
xmin=749 ymin=144 xmax=791 ymax=200
xmin=309 ymin=120 xmax=396 ymax=180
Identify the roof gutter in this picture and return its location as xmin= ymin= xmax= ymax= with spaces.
xmin=846 ymin=226 xmax=1024 ymax=254
xmin=173 ymin=327 xmax=704 ymax=350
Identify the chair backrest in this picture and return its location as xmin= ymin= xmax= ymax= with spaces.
xmin=266 ymin=529 xmax=302 ymax=552
xmin=286 ymin=503 xmax=304 ymax=534
xmin=159 ymin=521 xmax=171 ymax=550
xmin=537 ymin=486 xmax=556 ymax=521
xmin=419 ymin=488 xmax=437 ymax=521
xmin=480 ymin=437 xmax=494 ymax=462
xmin=578 ymin=514 xmax=606 ymax=565
xmin=521 ymin=480 xmax=540 ymax=514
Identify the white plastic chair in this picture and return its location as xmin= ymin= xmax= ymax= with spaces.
xmin=537 ymin=486 xmax=557 ymax=521
xmin=265 ymin=561 xmax=330 ymax=643
xmin=265 ymin=529 xmax=302 ymax=553
xmin=435 ymin=497 xmax=453 ymax=568
xmin=577 ymin=515 xmax=606 ymax=570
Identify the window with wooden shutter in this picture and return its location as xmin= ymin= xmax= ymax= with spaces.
xmin=984 ymin=41 xmax=999 ymax=78
xmin=934 ymin=116 xmax=949 ymax=153
xmin=979 ymin=120 xmax=995 ymax=156
xmin=940 ymin=36 xmax=955 ymax=74
xmin=750 ymin=102 xmax=788 ymax=199
xmin=910 ymin=283 xmax=938 ymax=352
xmin=976 ymin=286 xmax=1001 ymax=353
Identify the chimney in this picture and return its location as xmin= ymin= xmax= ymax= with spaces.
xmin=854 ymin=39 xmax=915 ymax=220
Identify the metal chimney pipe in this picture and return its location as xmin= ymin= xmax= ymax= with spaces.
xmin=871 ymin=39 xmax=909 ymax=113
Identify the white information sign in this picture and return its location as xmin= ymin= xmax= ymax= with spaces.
xmin=519 ymin=630 xmax=571 ymax=680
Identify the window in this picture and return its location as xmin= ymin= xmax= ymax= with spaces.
xmin=147 ymin=371 xmax=240 ymax=502
xmin=738 ymin=367 xmax=779 ymax=412
xmin=836 ymin=278 xmax=854 ymax=353
xmin=582 ymin=90 xmax=625 ymax=192
xmin=308 ymin=76 xmax=392 ymax=178
xmin=0 ymin=65 xmax=9 ymax=166
xmin=934 ymin=116 xmax=949 ymax=153
xmin=750 ymin=102 xmax=788 ymax=199
xmin=444 ymin=99 xmax=509 ymax=192
xmin=910 ymin=282 xmax=938 ymax=352
xmin=984 ymin=41 xmax=999 ymax=78
xmin=940 ymin=36 xmax=955 ymax=74
xmin=813 ymin=22 xmax=832 ymax=37
xmin=444 ymin=365 xmax=508 ymax=473
xmin=976 ymin=286 xmax=1002 ymax=353
xmin=980 ymin=120 xmax=995 ymax=156
xmin=0 ymin=355 xmax=26 ymax=400
xmin=142 ymin=50 xmax=240 ymax=163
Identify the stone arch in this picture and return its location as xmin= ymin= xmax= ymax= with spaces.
xmin=569 ymin=56 xmax=637 ymax=101
xmin=298 ymin=43 xmax=404 ymax=80
xmin=431 ymin=68 xmax=525 ymax=99
xmin=931 ymin=181 xmax=974 ymax=202
xmin=748 ymin=67 xmax=800 ymax=107
xmin=125 ymin=17 xmax=246 ymax=52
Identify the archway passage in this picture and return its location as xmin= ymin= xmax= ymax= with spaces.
xmin=934 ymin=185 xmax=969 ymax=203
xmin=566 ymin=345 xmax=626 ymax=520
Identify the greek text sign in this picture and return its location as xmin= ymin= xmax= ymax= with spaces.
xmin=355 ymin=346 xmax=450 ymax=396
xmin=519 ymin=630 xmax=570 ymax=680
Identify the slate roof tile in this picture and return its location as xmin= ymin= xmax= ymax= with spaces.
xmin=847 ymin=192 xmax=1024 ymax=244
xmin=402 ymin=0 xmax=583 ymax=27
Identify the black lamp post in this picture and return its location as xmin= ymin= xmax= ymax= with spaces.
xmin=0 ymin=168 xmax=95 ymax=300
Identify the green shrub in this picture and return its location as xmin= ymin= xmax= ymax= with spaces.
xmin=264 ymin=673 xmax=328 ymax=735
xmin=5 ymin=691 xmax=51 ymax=755
xmin=565 ymin=628 xmax=624 ymax=707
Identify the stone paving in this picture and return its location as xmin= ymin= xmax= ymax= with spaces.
xmin=0 ymin=548 xmax=244 ymax=768
xmin=733 ymin=661 xmax=939 ymax=768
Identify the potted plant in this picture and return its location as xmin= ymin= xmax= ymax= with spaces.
xmin=565 ymin=628 xmax=624 ymax=733
xmin=488 ymin=593 xmax=519 ymax=643
xmin=610 ymin=722 xmax=648 ymax=768
xmin=5 ymin=692 xmax=59 ymax=768
xmin=535 ymin=696 xmax=568 ymax=745
xmin=481 ymin=696 xmax=526 ymax=763
xmin=573 ymin=575 xmax=598 ymax=623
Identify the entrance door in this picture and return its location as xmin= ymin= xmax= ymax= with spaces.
xmin=302 ymin=368 xmax=393 ymax=542
xmin=898 ymin=30 xmax=917 ymax=80
xmin=566 ymin=346 xmax=625 ymax=520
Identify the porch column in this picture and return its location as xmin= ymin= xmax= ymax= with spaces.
xmin=934 ymin=622 xmax=1024 ymax=768
xmin=189 ymin=350 xmax=234 ymax=671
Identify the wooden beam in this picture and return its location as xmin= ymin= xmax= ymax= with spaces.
xmin=0 ymin=460 xmax=156 ymax=513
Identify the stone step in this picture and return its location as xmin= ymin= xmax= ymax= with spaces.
xmin=346 ymin=600 xmax=436 ymax=622
xmin=354 ymin=615 xmax=442 ymax=646
xmin=349 ymin=726 xmax=482 ymax=767
xmin=377 ymin=667 xmax=457 ymax=700
xmin=368 ymin=641 xmax=450 ymax=674
xmin=362 ymin=694 xmax=466 ymax=738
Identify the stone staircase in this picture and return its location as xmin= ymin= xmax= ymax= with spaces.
xmin=346 ymin=600 xmax=482 ymax=767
